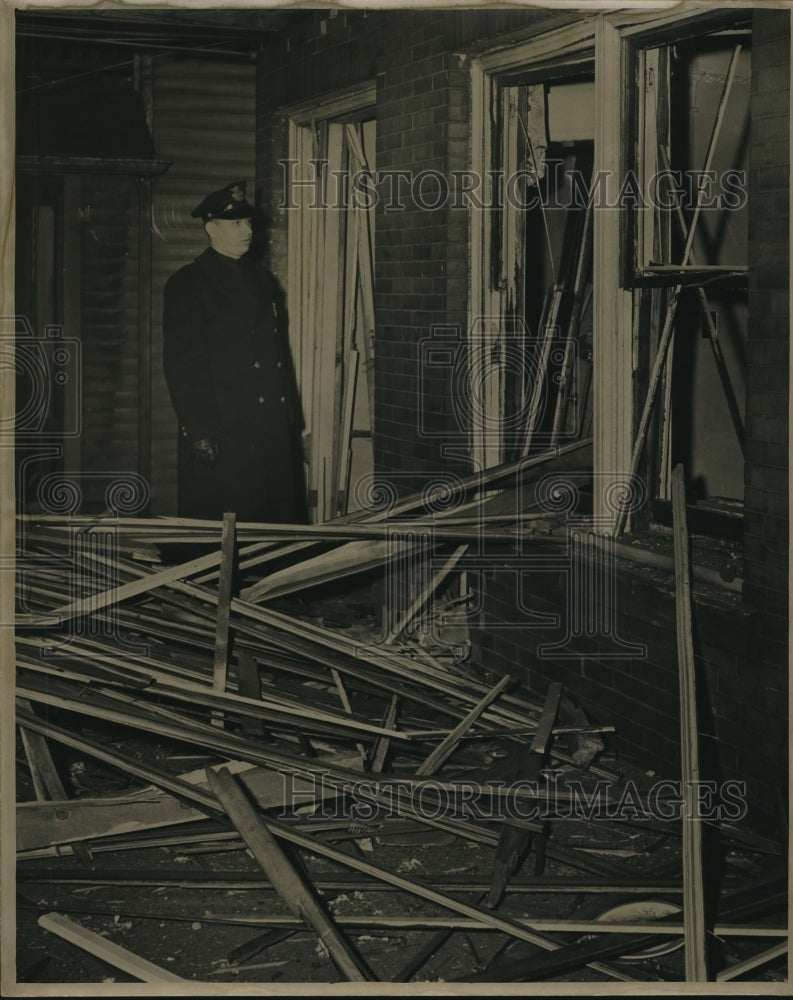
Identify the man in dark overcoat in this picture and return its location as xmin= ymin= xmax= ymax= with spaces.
xmin=163 ymin=181 xmax=307 ymax=523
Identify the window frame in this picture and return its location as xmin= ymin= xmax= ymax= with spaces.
xmin=469 ymin=5 xmax=758 ymax=537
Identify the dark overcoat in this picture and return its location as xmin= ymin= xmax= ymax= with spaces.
xmin=163 ymin=247 xmax=307 ymax=523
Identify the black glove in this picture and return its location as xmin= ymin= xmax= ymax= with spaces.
xmin=191 ymin=437 xmax=219 ymax=466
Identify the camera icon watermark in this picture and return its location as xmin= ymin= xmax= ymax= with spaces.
xmin=1 ymin=316 xmax=81 ymax=444
xmin=419 ymin=318 xmax=577 ymax=450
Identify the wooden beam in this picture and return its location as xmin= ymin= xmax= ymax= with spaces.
xmin=415 ymin=674 xmax=511 ymax=777
xmin=32 ymin=547 xmax=224 ymax=625
xmin=17 ymin=698 xmax=68 ymax=801
xmin=38 ymin=912 xmax=186 ymax=982
xmin=239 ymin=538 xmax=413 ymax=603
xmin=236 ymin=651 xmax=267 ymax=737
xmin=716 ymin=943 xmax=788 ymax=983
xmin=212 ymin=511 xmax=237 ymax=727
xmin=20 ymin=870 xmax=689 ymax=895
xmin=486 ymin=682 xmax=563 ymax=909
xmin=371 ymin=695 xmax=398 ymax=774
xmin=384 ymin=544 xmax=468 ymax=645
xmin=137 ymin=175 xmax=153 ymax=507
xmin=335 ymin=348 xmax=359 ymax=517
xmin=671 ymin=464 xmax=709 ymax=981
xmin=205 ymin=765 xmax=374 ymax=982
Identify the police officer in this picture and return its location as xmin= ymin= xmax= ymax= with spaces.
xmin=163 ymin=181 xmax=307 ymax=523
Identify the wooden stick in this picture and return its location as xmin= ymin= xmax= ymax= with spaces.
xmin=415 ymin=674 xmax=511 ymax=777
xmin=384 ymin=544 xmax=468 ymax=645
xmin=31 ymin=547 xmax=224 ymax=625
xmin=17 ymin=698 xmax=68 ymax=801
xmin=212 ymin=511 xmax=237 ymax=727
xmin=659 ymin=144 xmax=745 ymax=454
xmin=521 ymin=284 xmax=564 ymax=457
xmin=371 ymin=695 xmax=398 ymax=774
xmin=672 ymin=464 xmax=708 ymax=981
xmin=205 ymin=765 xmax=374 ymax=982
xmin=335 ymin=348 xmax=359 ymax=517
xmin=38 ymin=912 xmax=186 ymax=982
xmin=716 ymin=942 xmax=788 ymax=983
xmin=227 ymin=928 xmax=297 ymax=967
xmin=393 ymin=891 xmax=486 ymax=982
xmin=331 ymin=668 xmax=368 ymax=768
xmin=236 ymin=651 xmax=267 ymax=737
xmin=486 ymin=682 xmax=562 ymax=909
xmin=19 ymin=869 xmax=691 ymax=895
xmin=37 ymin=907 xmax=783 ymax=939
xmin=239 ymin=538 xmax=410 ymax=603
xmin=551 ymin=200 xmax=593 ymax=447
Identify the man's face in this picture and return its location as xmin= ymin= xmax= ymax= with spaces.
xmin=206 ymin=217 xmax=253 ymax=259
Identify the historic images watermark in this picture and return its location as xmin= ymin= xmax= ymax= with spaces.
xmin=279 ymin=159 xmax=747 ymax=213
xmin=277 ymin=769 xmax=748 ymax=824
xmin=9 ymin=313 xmax=150 ymax=651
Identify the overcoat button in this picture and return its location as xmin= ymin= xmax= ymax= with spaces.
xmin=258 ymin=396 xmax=265 ymax=404
xmin=280 ymin=395 xmax=286 ymax=403
xmin=254 ymin=361 xmax=261 ymax=368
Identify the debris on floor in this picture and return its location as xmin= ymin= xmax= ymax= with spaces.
xmin=14 ymin=488 xmax=788 ymax=985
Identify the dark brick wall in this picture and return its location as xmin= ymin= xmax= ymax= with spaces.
xmin=475 ymin=548 xmax=779 ymax=827
xmin=742 ymin=6 xmax=790 ymax=818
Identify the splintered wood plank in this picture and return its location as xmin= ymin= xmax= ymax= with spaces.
xmin=335 ymin=348 xmax=359 ymax=516
xmin=415 ymin=673 xmax=511 ymax=777
xmin=38 ymin=912 xmax=186 ymax=982
xmin=206 ymin=765 xmax=374 ymax=982
xmin=716 ymin=943 xmax=788 ymax=983
xmin=671 ymin=464 xmax=708 ymax=981
xmin=529 ymin=682 xmax=563 ymax=754
xmin=485 ymin=681 xmax=563 ymax=909
xmin=17 ymin=698 xmax=68 ymax=801
xmin=384 ymin=544 xmax=468 ymax=645
xmin=236 ymin=652 xmax=267 ymax=736
xmin=34 ymin=547 xmax=224 ymax=624
xmin=371 ymin=695 xmax=398 ymax=774
xmin=331 ymin=667 xmax=367 ymax=768
xmin=239 ymin=538 xmax=413 ymax=603
xmin=212 ymin=511 xmax=237 ymax=727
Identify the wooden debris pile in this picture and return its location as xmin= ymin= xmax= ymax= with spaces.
xmin=14 ymin=447 xmax=787 ymax=984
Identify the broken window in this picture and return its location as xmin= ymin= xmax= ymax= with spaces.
xmin=469 ymin=24 xmax=597 ymax=475
xmin=286 ymin=96 xmax=376 ymax=521
xmin=626 ymin=21 xmax=751 ymax=538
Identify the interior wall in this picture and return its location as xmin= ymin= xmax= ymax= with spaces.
xmin=743 ymin=8 xmax=789 ymax=757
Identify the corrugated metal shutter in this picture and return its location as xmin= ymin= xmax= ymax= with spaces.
xmin=78 ymin=173 xmax=141 ymax=510
xmin=149 ymin=56 xmax=256 ymax=515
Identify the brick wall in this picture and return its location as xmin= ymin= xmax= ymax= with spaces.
xmin=742 ymin=7 xmax=790 ymax=821
xmin=476 ymin=546 xmax=777 ymax=827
